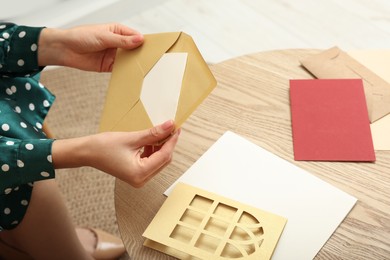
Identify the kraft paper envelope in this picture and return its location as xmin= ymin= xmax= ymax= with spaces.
xmin=300 ymin=46 xmax=390 ymax=123
xmin=347 ymin=50 xmax=390 ymax=150
xmin=347 ymin=50 xmax=390 ymax=83
xmin=143 ymin=182 xmax=287 ymax=260
xmin=99 ymin=32 xmax=217 ymax=132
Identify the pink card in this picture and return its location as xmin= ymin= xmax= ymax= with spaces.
xmin=290 ymin=79 xmax=375 ymax=161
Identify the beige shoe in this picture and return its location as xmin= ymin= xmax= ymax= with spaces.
xmin=0 ymin=228 xmax=126 ymax=260
xmin=89 ymin=228 xmax=126 ymax=260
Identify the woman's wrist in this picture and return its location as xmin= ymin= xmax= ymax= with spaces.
xmin=38 ymin=27 xmax=66 ymax=67
xmin=51 ymin=136 xmax=94 ymax=169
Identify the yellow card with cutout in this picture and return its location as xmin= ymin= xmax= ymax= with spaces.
xmin=143 ymin=183 xmax=287 ymax=260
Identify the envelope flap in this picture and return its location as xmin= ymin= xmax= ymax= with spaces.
xmin=99 ymin=32 xmax=216 ymax=132
xmin=169 ymin=32 xmax=217 ymax=127
xmin=301 ymin=46 xmax=390 ymax=122
xmin=137 ymin=32 xmax=183 ymax=75
xmin=301 ymin=47 xmax=359 ymax=78
xmin=99 ymin=32 xmax=182 ymax=132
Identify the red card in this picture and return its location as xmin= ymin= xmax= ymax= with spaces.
xmin=290 ymin=79 xmax=375 ymax=161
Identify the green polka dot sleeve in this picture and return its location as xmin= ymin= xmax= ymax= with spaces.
xmin=0 ymin=23 xmax=56 ymax=191
xmin=0 ymin=137 xmax=54 ymax=191
xmin=0 ymin=23 xmax=43 ymax=76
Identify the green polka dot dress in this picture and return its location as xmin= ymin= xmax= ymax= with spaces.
xmin=0 ymin=23 xmax=55 ymax=230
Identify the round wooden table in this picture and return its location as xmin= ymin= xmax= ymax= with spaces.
xmin=114 ymin=49 xmax=390 ymax=259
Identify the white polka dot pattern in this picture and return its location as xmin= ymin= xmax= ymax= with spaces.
xmin=17 ymin=160 xmax=24 ymax=167
xmin=17 ymin=59 xmax=25 ymax=66
xmin=2 ymin=124 xmax=10 ymax=131
xmin=25 ymin=143 xmax=34 ymax=150
xmin=0 ymin=23 xmax=55 ymax=230
xmin=40 ymin=172 xmax=50 ymax=177
xmin=18 ymin=31 xmax=26 ymax=38
xmin=1 ymin=164 xmax=9 ymax=171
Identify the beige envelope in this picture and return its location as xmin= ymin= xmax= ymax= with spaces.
xmin=348 ymin=50 xmax=390 ymax=150
xmin=99 ymin=32 xmax=217 ymax=132
xmin=300 ymin=46 xmax=390 ymax=123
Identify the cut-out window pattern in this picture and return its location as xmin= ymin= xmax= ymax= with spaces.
xmin=143 ymin=183 xmax=286 ymax=260
xmin=170 ymin=195 xmax=265 ymax=258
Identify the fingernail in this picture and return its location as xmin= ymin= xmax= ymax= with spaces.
xmin=132 ymin=34 xmax=144 ymax=43
xmin=162 ymin=120 xmax=174 ymax=130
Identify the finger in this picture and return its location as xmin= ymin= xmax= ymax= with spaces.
xmin=160 ymin=128 xmax=180 ymax=152
xmin=145 ymin=129 xmax=180 ymax=166
xmin=141 ymin=130 xmax=178 ymax=157
xmin=136 ymin=120 xmax=176 ymax=146
xmin=105 ymin=24 xmax=144 ymax=49
xmin=138 ymin=130 xmax=180 ymax=180
xmin=101 ymin=48 xmax=117 ymax=72
xmin=102 ymin=33 xmax=143 ymax=50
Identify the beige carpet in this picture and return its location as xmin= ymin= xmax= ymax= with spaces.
xmin=41 ymin=67 xmax=129 ymax=259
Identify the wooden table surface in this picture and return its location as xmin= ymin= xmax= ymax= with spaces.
xmin=114 ymin=49 xmax=390 ymax=260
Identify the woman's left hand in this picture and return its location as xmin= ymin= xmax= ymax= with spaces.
xmin=38 ymin=23 xmax=144 ymax=72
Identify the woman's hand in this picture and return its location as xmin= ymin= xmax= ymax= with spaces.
xmin=52 ymin=120 xmax=180 ymax=188
xmin=38 ymin=23 xmax=144 ymax=72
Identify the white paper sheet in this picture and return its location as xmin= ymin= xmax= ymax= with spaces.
xmin=141 ymin=52 xmax=188 ymax=126
xmin=165 ymin=131 xmax=357 ymax=260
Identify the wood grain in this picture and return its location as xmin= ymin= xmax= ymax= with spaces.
xmin=115 ymin=49 xmax=390 ymax=260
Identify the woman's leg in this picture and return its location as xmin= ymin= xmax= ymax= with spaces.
xmin=0 ymin=179 xmax=93 ymax=260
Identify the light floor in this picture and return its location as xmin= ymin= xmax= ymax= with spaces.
xmin=6 ymin=0 xmax=390 ymax=64
xmin=121 ymin=0 xmax=390 ymax=64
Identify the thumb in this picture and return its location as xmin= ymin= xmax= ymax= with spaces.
xmin=137 ymin=120 xmax=176 ymax=145
xmin=106 ymin=32 xmax=144 ymax=49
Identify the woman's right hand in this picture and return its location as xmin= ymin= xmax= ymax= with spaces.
xmin=52 ymin=120 xmax=180 ymax=187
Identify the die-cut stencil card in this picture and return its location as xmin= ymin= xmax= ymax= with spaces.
xmin=143 ymin=183 xmax=287 ymax=260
